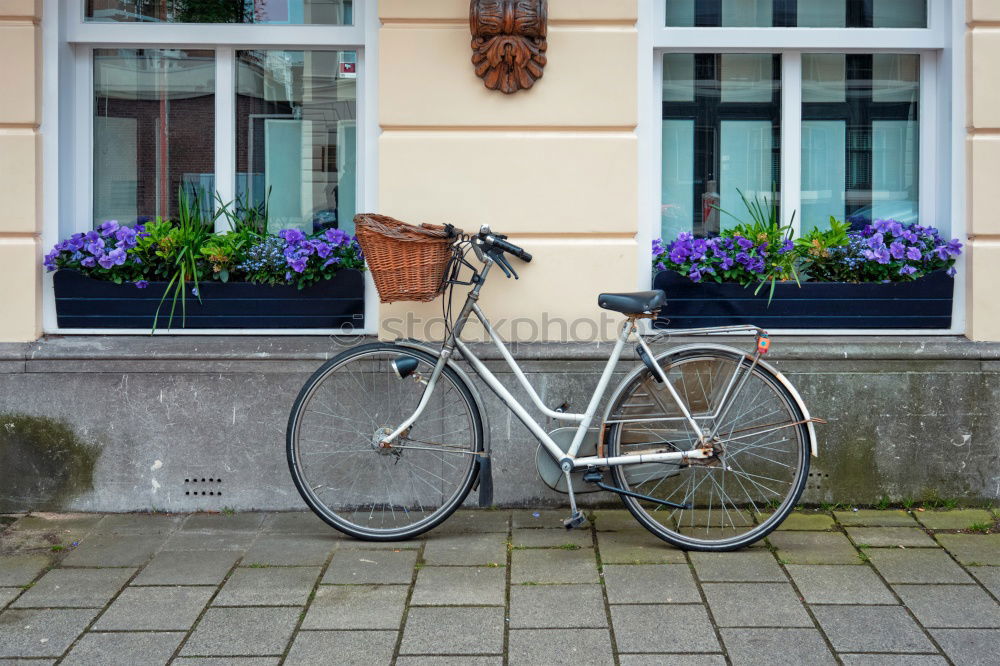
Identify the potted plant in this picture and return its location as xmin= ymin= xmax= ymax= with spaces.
xmin=652 ymin=207 xmax=962 ymax=330
xmin=45 ymin=192 xmax=366 ymax=331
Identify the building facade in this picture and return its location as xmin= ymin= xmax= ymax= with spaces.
xmin=1 ymin=1 xmax=998 ymax=511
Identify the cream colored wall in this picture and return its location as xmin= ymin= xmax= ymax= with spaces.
xmin=0 ymin=0 xmax=42 ymax=342
xmin=967 ymin=1 xmax=1000 ymax=341
xmin=377 ymin=0 xmax=639 ymax=341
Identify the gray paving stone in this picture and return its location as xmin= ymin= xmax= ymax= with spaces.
xmin=285 ymin=630 xmax=397 ymax=665
xmin=323 ymin=549 xmax=417 ymax=584
xmin=180 ymin=607 xmax=300 ymax=656
xmin=845 ymin=526 xmax=937 ymax=548
xmin=411 ymin=566 xmax=504 ymax=606
xmin=335 ymin=538 xmax=421 ymax=551
xmin=0 ymin=589 xmax=19 ymax=609
xmin=92 ymin=514 xmax=183 ymax=534
xmin=511 ymin=528 xmax=591 ymax=548
xmin=181 ymin=513 xmax=265 ymax=532
xmin=691 ymin=551 xmax=787 ymax=582
xmin=970 ymin=566 xmax=1000 ymax=598
xmin=618 ymin=657 xmax=725 ymax=666
xmin=720 ymin=628 xmax=835 ymax=665
xmin=94 ymin=586 xmax=215 ymax=630
xmin=596 ymin=529 xmax=686 ymax=564
xmin=868 ymin=548 xmax=974 ymax=584
xmin=243 ymin=534 xmax=337 ymax=567
xmin=834 ymin=510 xmax=917 ymax=527
xmin=812 ymin=605 xmax=936 ymax=653
xmin=786 ymin=565 xmax=896 ymax=604
xmin=11 ymin=514 xmax=103 ymax=534
xmin=62 ymin=631 xmax=184 ymax=666
xmin=893 ymin=584 xmax=1000 ymax=628
xmin=214 ymin=566 xmax=321 ymax=606
xmin=173 ymin=657 xmax=281 ymax=666
xmin=400 ymin=606 xmax=504 ymax=655
xmin=303 ymin=584 xmax=408 ymax=629
xmin=0 ymin=556 xmax=49 ymax=587
xmin=259 ymin=512 xmax=332 ymax=534
xmin=603 ymin=564 xmax=700 ymax=604
xmin=132 ymin=550 xmax=238 ymax=586
xmin=756 ymin=512 xmax=835 ymax=531
xmin=422 ymin=533 xmax=507 ymax=566
xmin=592 ymin=510 xmax=639 ymax=532
xmin=0 ymin=608 xmax=99 ymax=658
xmin=0 ymin=659 xmax=55 ymax=665
xmin=610 ymin=604 xmax=719 ymax=653
xmin=768 ymin=531 xmax=862 ymax=565
xmin=12 ymin=568 xmax=134 ymax=608
xmin=511 ymin=510 xmax=566 ymax=529
xmin=511 ymin=547 xmax=598 ymax=584
xmin=508 ymin=628 xmax=613 ymax=665
xmin=435 ymin=510 xmax=510 ymax=534
xmin=396 ymin=658 xmax=502 ymax=665
xmin=160 ymin=532 xmax=255 ymax=552
xmin=916 ymin=509 xmax=995 ymax=530
xmin=936 ymin=534 xmax=1000 ymax=565
xmin=703 ymin=583 xmax=812 ymax=628
xmin=929 ymin=628 xmax=1000 ymax=666
xmin=61 ymin=534 xmax=166 ymax=567
xmin=509 ymin=584 xmax=607 ymax=628
xmin=838 ymin=656 xmax=947 ymax=666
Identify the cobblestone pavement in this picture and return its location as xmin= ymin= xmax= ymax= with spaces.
xmin=0 ymin=508 xmax=998 ymax=665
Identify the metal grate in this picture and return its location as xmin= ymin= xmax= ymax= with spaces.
xmin=184 ymin=477 xmax=223 ymax=497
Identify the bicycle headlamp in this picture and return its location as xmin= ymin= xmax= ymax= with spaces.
xmin=391 ymin=356 xmax=419 ymax=379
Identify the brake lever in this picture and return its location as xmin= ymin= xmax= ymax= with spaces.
xmin=495 ymin=252 xmax=519 ymax=280
xmin=489 ymin=251 xmax=512 ymax=278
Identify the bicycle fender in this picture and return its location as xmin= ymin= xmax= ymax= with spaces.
xmin=603 ymin=342 xmax=819 ymax=458
xmin=394 ymin=338 xmax=494 ymax=459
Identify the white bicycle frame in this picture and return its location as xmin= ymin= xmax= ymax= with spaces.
xmin=380 ymin=255 xmax=809 ymax=474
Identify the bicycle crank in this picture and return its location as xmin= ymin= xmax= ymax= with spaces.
xmin=582 ymin=470 xmax=692 ymax=510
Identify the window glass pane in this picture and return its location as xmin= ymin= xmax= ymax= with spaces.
xmin=801 ymin=53 xmax=920 ymax=234
xmin=666 ymin=0 xmax=927 ymax=28
xmin=86 ymin=0 xmax=353 ymax=25
xmin=236 ymin=50 xmax=358 ymax=235
xmin=661 ymin=53 xmax=781 ymax=239
xmin=94 ymin=48 xmax=215 ymax=226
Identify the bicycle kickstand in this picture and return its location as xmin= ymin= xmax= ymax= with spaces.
xmin=561 ymin=466 xmax=589 ymax=530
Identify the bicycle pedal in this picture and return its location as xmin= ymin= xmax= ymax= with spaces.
xmin=563 ymin=511 xmax=589 ymax=530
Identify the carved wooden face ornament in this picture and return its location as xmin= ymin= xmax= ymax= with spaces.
xmin=470 ymin=0 xmax=548 ymax=94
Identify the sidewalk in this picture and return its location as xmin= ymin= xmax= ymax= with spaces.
xmin=0 ymin=508 xmax=997 ymax=665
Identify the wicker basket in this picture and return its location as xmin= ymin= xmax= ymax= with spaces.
xmin=354 ymin=213 xmax=455 ymax=303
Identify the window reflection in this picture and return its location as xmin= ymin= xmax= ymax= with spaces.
xmin=86 ymin=0 xmax=354 ymax=25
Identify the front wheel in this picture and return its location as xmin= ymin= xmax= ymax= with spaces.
xmin=607 ymin=346 xmax=811 ymax=551
xmin=287 ymin=342 xmax=484 ymax=541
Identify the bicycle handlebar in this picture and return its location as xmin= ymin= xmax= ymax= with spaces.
xmin=479 ymin=230 xmax=532 ymax=263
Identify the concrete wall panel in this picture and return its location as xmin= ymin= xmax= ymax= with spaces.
xmin=0 ymin=130 xmax=39 ymax=234
xmin=0 ymin=24 xmax=38 ymax=126
xmin=0 ymin=238 xmax=41 ymax=341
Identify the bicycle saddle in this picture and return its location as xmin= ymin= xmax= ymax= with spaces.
xmin=598 ymin=290 xmax=666 ymax=314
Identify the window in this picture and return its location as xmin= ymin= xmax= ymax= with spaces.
xmin=86 ymin=0 xmax=353 ymax=25
xmin=648 ymin=0 xmax=959 ymax=331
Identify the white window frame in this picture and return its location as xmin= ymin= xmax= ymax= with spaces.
xmin=637 ymin=0 xmax=966 ymax=335
xmin=41 ymin=1 xmax=380 ymax=335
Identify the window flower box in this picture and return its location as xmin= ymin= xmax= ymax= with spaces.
xmin=652 ymin=269 xmax=953 ymax=330
xmin=53 ymin=268 xmax=365 ymax=330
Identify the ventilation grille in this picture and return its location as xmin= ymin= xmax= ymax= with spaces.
xmin=184 ymin=477 xmax=223 ymax=497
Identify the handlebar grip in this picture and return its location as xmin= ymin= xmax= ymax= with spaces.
xmin=492 ymin=237 xmax=532 ymax=263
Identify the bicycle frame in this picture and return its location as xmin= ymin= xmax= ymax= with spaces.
xmin=380 ymin=256 xmax=777 ymax=471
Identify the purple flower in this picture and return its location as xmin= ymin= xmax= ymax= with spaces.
xmin=720 ymin=256 xmax=734 ymax=270
xmin=191 ymin=287 xmax=199 ymax=296
xmin=81 ymin=256 xmax=96 ymax=268
xmin=99 ymin=220 xmax=120 ymax=236
xmin=323 ymin=257 xmax=341 ymax=268
xmin=84 ymin=238 xmax=105 ymax=255
xmin=279 ymin=228 xmax=307 ymax=244
xmin=905 ymin=246 xmax=922 ymax=261
xmin=888 ymin=221 xmax=903 ymax=236
xmin=669 ymin=246 xmax=689 ymax=264
xmin=134 ymin=280 xmax=149 ymax=289
xmin=889 ymin=242 xmax=906 ymax=260
xmin=873 ymin=245 xmax=891 ymax=265
xmin=115 ymin=226 xmax=137 ymax=248
xmin=947 ymin=267 xmax=957 ymax=277
xmin=314 ymin=242 xmax=332 ymax=259
xmin=652 ymin=239 xmax=665 ymax=256
xmin=947 ymin=239 xmax=963 ymax=256
xmin=873 ymin=219 xmax=893 ymax=234
xmin=288 ymin=257 xmax=308 ymax=273
xmin=899 ymin=265 xmax=917 ymax=276
xmin=677 ymin=232 xmax=693 ymax=242
xmin=901 ymin=230 xmax=918 ymax=242
xmin=655 ymin=261 xmax=666 ymax=272
xmin=866 ymin=233 xmax=884 ymax=250
xmin=688 ymin=267 xmax=702 ymax=283
xmin=747 ymin=257 xmax=766 ymax=273
xmin=736 ymin=237 xmax=754 ymax=251
xmin=778 ymin=240 xmax=794 ymax=255
xmin=735 ymin=252 xmax=751 ymax=266
xmin=935 ymin=245 xmax=951 ymax=261
xmin=66 ymin=234 xmax=85 ymax=251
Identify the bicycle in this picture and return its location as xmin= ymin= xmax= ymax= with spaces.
xmin=287 ymin=225 xmax=822 ymax=551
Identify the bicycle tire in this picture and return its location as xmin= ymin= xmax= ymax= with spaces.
xmin=606 ymin=346 xmax=810 ymax=551
xmin=287 ymin=342 xmax=484 ymax=541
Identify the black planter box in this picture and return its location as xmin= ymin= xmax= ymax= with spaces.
xmin=652 ymin=269 xmax=954 ymax=330
xmin=54 ymin=269 xmax=365 ymax=330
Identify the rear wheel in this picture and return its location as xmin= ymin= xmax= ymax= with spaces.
xmin=607 ymin=347 xmax=810 ymax=551
xmin=287 ymin=342 xmax=483 ymax=540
